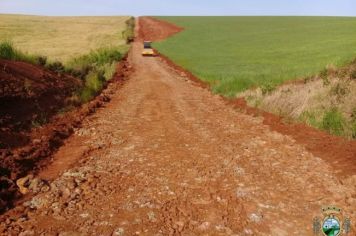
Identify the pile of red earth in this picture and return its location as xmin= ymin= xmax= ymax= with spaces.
xmin=0 ymin=58 xmax=131 ymax=213
xmin=138 ymin=16 xmax=182 ymax=42
xmin=0 ymin=59 xmax=82 ymax=149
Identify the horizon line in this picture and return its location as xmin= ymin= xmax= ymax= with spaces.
xmin=1 ymin=13 xmax=356 ymax=18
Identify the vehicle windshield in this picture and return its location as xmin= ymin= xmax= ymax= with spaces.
xmin=144 ymin=42 xmax=152 ymax=49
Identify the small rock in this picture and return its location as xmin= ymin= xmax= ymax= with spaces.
xmin=79 ymin=213 xmax=89 ymax=218
xmin=32 ymin=139 xmax=41 ymax=145
xmin=60 ymin=187 xmax=71 ymax=200
xmin=234 ymin=166 xmax=245 ymax=176
xmin=5 ymin=218 xmax=12 ymax=225
xmin=16 ymin=175 xmax=34 ymax=194
xmin=28 ymin=178 xmax=44 ymax=193
xmin=67 ymin=179 xmax=77 ymax=190
xmin=40 ymin=185 xmax=50 ymax=192
xmin=197 ymin=222 xmax=210 ymax=231
xmin=17 ymin=217 xmax=28 ymax=223
xmin=249 ymin=213 xmax=263 ymax=223
xmin=236 ymin=187 xmax=248 ymax=198
xmin=112 ymin=227 xmax=125 ymax=236
xmin=174 ymin=221 xmax=185 ymax=231
xmin=244 ymin=228 xmax=253 ymax=235
xmin=19 ymin=230 xmax=35 ymax=236
xmin=23 ymin=197 xmax=46 ymax=209
xmin=147 ymin=211 xmax=156 ymax=222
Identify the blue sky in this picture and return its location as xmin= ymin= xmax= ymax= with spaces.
xmin=0 ymin=0 xmax=355 ymax=16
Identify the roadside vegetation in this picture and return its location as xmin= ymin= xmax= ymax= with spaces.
xmin=66 ymin=45 xmax=128 ymax=102
xmin=122 ymin=17 xmax=135 ymax=43
xmin=0 ymin=14 xmax=134 ymax=103
xmin=154 ymin=16 xmax=356 ymax=97
xmin=240 ymin=60 xmax=356 ymax=139
xmin=0 ymin=41 xmax=42 ymax=64
xmin=0 ymin=42 xmax=128 ymax=103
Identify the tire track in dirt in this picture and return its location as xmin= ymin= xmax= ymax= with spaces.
xmin=0 ymin=17 xmax=355 ymax=235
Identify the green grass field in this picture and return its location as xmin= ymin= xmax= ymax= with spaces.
xmin=0 ymin=14 xmax=129 ymax=62
xmin=154 ymin=16 xmax=356 ymax=96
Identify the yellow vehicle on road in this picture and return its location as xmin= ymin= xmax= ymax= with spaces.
xmin=142 ymin=41 xmax=156 ymax=56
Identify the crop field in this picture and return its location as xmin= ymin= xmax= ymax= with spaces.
xmin=0 ymin=14 xmax=129 ymax=62
xmin=154 ymin=16 xmax=356 ymax=96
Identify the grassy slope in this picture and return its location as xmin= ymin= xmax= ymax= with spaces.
xmin=154 ymin=16 xmax=356 ymax=97
xmin=239 ymin=60 xmax=356 ymax=138
xmin=0 ymin=14 xmax=129 ymax=62
xmin=0 ymin=14 xmax=133 ymax=103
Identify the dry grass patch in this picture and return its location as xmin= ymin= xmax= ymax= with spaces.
xmin=240 ymin=61 xmax=356 ymax=138
xmin=0 ymin=14 xmax=130 ymax=62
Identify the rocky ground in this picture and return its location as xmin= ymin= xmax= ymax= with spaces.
xmin=0 ymin=58 xmax=130 ymax=214
xmin=0 ymin=17 xmax=355 ymax=236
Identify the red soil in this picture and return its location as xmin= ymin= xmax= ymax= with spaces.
xmin=138 ymin=17 xmax=183 ymax=42
xmin=0 ymin=60 xmax=81 ymax=148
xmin=230 ymin=98 xmax=356 ymax=177
xmin=0 ymin=58 xmax=132 ymax=213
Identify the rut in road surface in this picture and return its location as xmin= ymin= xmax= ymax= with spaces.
xmin=1 ymin=18 xmax=355 ymax=235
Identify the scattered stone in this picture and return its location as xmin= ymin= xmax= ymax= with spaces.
xmin=67 ymin=179 xmax=77 ymax=190
xmin=40 ymin=185 xmax=50 ymax=193
xmin=16 ymin=175 xmax=49 ymax=195
xmin=174 ymin=221 xmax=185 ymax=231
xmin=236 ymin=187 xmax=248 ymax=198
xmin=18 ymin=230 xmax=35 ymax=236
xmin=112 ymin=227 xmax=125 ymax=236
xmin=197 ymin=221 xmax=210 ymax=231
xmin=28 ymin=178 xmax=47 ymax=194
xmin=60 ymin=187 xmax=71 ymax=200
xmin=147 ymin=211 xmax=156 ymax=222
xmin=23 ymin=197 xmax=46 ymax=210
xmin=249 ymin=213 xmax=263 ymax=223
xmin=16 ymin=175 xmax=34 ymax=195
xmin=234 ymin=166 xmax=245 ymax=176
xmin=32 ymin=139 xmax=41 ymax=145
xmin=244 ymin=228 xmax=253 ymax=235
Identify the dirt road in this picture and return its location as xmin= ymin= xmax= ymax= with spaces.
xmin=1 ymin=18 xmax=355 ymax=235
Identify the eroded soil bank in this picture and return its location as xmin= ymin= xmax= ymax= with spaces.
xmin=0 ymin=58 xmax=132 ymax=213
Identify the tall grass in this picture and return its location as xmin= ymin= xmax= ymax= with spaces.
xmin=244 ymin=60 xmax=356 ymax=139
xmin=79 ymin=71 xmax=105 ymax=102
xmin=122 ymin=17 xmax=135 ymax=43
xmin=0 ymin=41 xmax=40 ymax=64
xmin=321 ymin=108 xmax=347 ymax=136
xmin=67 ymin=46 xmax=126 ymax=72
xmin=67 ymin=45 xmax=128 ymax=102
xmin=300 ymin=108 xmax=353 ymax=138
xmin=1 ymin=40 xmax=128 ymax=103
